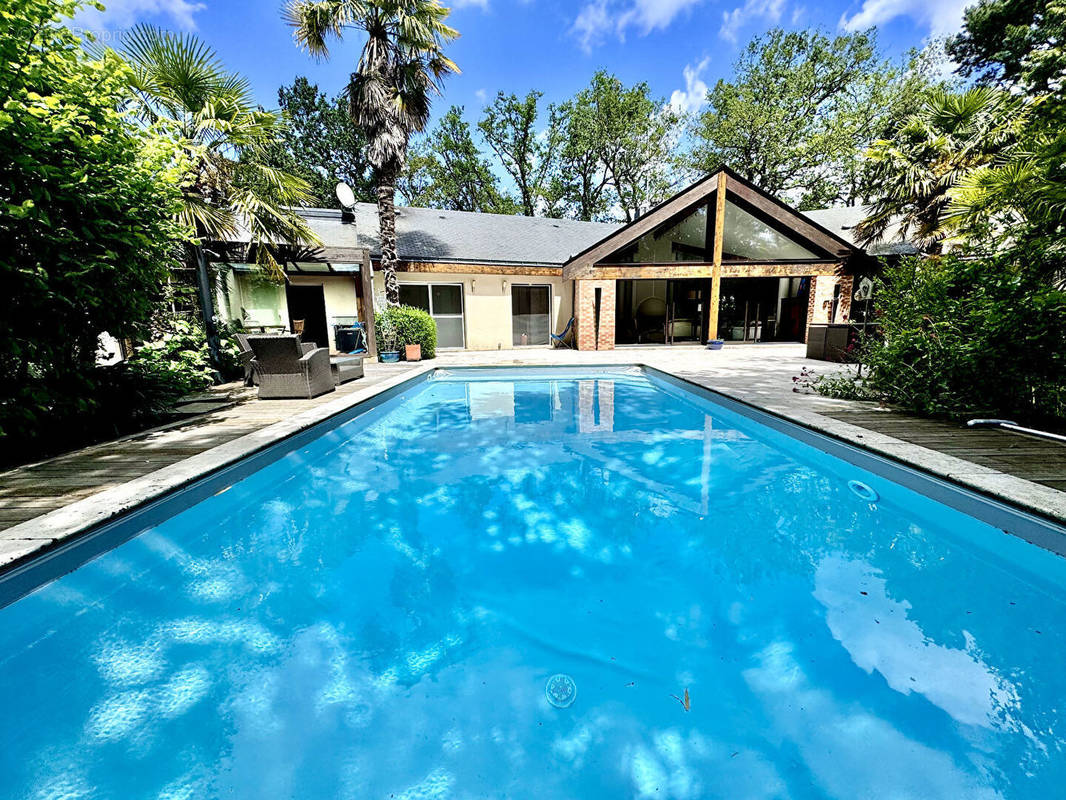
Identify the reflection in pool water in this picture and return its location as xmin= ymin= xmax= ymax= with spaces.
xmin=1 ymin=370 xmax=1064 ymax=798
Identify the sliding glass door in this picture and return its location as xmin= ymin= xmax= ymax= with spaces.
xmin=511 ymin=284 xmax=551 ymax=346
xmin=398 ymin=283 xmax=466 ymax=349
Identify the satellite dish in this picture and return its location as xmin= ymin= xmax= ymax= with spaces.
xmin=335 ymin=182 xmax=356 ymax=209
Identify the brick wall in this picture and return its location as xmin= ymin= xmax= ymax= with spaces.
xmin=804 ymin=276 xmax=818 ymax=343
xmin=575 ymin=279 xmax=616 ymax=350
xmin=836 ymin=275 xmax=854 ymax=323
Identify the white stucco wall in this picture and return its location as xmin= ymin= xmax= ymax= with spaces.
xmin=223 ymin=272 xmax=363 ymax=351
xmin=374 ymin=270 xmax=573 ymax=351
xmin=224 ymin=267 xmax=574 ymax=352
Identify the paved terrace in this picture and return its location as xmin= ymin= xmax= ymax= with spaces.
xmin=2 ymin=344 xmax=1065 ymax=568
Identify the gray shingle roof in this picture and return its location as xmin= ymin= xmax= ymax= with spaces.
xmin=348 ymin=203 xmax=623 ymax=266
xmin=277 ymin=202 xmax=915 ymax=266
xmin=802 ymin=206 xmax=918 ymax=257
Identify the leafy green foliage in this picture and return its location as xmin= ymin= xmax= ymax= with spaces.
xmin=861 ymin=251 xmax=1066 ymax=422
xmin=401 ymin=106 xmax=518 ymax=213
xmin=128 ymin=316 xmax=244 ymax=394
xmin=687 ymin=29 xmax=945 ymax=209
xmin=948 ymin=0 xmax=1066 ymax=92
xmin=374 ymin=305 xmax=437 ymax=359
xmin=0 ymin=0 xmax=186 ymax=460
xmin=258 ymin=77 xmax=375 ymax=208
xmin=118 ymin=25 xmax=319 ymax=280
xmin=857 ymin=87 xmax=1031 ymax=250
xmin=557 ymin=72 xmax=679 ymax=223
xmin=478 ymin=91 xmax=564 ymax=217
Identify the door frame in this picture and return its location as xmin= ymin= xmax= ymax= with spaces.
xmin=284 ymin=283 xmax=329 ymax=349
xmin=509 ymin=282 xmax=553 ymax=347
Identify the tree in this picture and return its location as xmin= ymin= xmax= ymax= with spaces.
xmin=948 ymin=0 xmax=1066 ymax=93
xmin=687 ymin=28 xmax=938 ymax=209
xmin=261 ymin=77 xmax=375 ymax=207
xmin=582 ymin=72 xmax=679 ymax=222
xmin=855 ymin=87 xmax=1030 ymax=251
xmin=553 ymin=93 xmax=611 ymax=221
xmin=119 ymin=26 xmax=318 ymax=364
xmin=1 ymin=0 xmax=185 ymax=453
xmin=400 ymin=106 xmax=517 ymax=213
xmin=286 ymin=0 xmax=459 ymax=305
xmin=943 ymin=0 xmax=1066 ymax=249
xmin=478 ymin=91 xmax=564 ymax=216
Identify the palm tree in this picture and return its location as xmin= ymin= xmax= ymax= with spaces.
xmin=856 ymin=87 xmax=1029 ymax=252
xmin=119 ymin=25 xmax=318 ymax=364
xmin=285 ymin=0 xmax=459 ymax=305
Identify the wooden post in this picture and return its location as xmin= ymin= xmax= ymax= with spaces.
xmin=360 ymin=250 xmax=378 ymax=357
xmin=708 ymin=171 xmax=727 ymax=342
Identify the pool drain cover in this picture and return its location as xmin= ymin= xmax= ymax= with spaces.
xmin=546 ymin=674 xmax=577 ymax=708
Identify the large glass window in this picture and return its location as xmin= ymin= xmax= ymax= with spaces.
xmin=722 ymin=201 xmax=818 ymax=260
xmin=611 ymin=205 xmax=709 ymax=263
xmin=603 ymin=199 xmax=820 ymax=264
xmin=511 ymin=284 xmax=551 ymax=346
xmin=398 ymin=282 xmax=466 ymax=348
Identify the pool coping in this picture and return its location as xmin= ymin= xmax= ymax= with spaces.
xmin=1 ymin=361 xmax=1064 ymax=578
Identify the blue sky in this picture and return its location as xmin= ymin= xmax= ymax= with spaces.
xmin=75 ymin=0 xmax=969 ymax=123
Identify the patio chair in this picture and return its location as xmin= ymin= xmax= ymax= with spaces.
xmin=551 ymin=317 xmax=575 ymax=349
xmin=246 ymin=335 xmax=334 ymax=400
xmin=236 ymin=333 xmax=314 ymax=386
xmin=235 ymin=332 xmax=255 ymax=386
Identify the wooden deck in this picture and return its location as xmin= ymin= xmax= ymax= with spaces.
xmin=0 ymin=362 xmax=420 ymax=531
xmin=820 ymin=408 xmax=1066 ymax=492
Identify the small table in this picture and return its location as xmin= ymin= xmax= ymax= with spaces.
xmin=331 ymin=356 xmax=365 ymax=385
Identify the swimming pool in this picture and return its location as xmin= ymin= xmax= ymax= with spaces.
xmin=2 ymin=366 xmax=1064 ymax=798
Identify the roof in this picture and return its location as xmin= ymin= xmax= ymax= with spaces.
xmin=802 ymin=206 xmax=919 ymax=257
xmin=347 ymin=203 xmax=622 ymax=266
xmin=561 ymin=167 xmax=861 ymax=280
xmin=226 ymin=191 xmax=916 ymax=266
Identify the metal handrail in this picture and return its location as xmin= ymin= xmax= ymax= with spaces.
xmin=967 ymin=419 xmax=1066 ymax=444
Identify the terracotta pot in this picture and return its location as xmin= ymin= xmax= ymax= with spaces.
xmin=405 ymin=343 xmax=422 ymax=362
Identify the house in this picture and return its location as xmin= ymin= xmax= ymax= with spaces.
xmin=216 ymin=168 xmax=911 ymax=354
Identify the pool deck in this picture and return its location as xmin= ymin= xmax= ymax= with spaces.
xmin=2 ymin=344 xmax=1064 ymax=569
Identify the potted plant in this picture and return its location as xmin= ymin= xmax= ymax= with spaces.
xmin=377 ymin=317 xmax=401 ymax=363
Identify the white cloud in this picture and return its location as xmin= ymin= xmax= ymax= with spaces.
xmin=451 ymin=0 xmax=490 ymax=8
xmin=669 ymin=57 xmax=710 ymax=114
xmin=839 ymin=0 xmax=970 ymax=37
xmin=719 ymin=0 xmax=785 ymax=43
xmin=572 ymin=0 xmax=705 ymax=52
xmin=73 ymin=0 xmax=205 ymax=31
xmin=475 ymin=88 xmax=488 ymax=104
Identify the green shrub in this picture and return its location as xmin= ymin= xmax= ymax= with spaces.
xmin=127 ymin=316 xmax=244 ymax=394
xmin=862 ymin=250 xmax=1066 ymax=423
xmin=375 ymin=305 xmax=437 ymax=359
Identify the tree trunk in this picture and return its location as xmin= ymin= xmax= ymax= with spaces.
xmin=377 ymin=169 xmax=400 ymax=306
xmin=188 ymin=242 xmax=222 ymax=371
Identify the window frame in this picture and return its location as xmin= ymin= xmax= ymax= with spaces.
xmin=398 ymin=280 xmax=467 ymax=350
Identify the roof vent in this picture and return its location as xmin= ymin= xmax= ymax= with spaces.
xmin=438 ymin=214 xmax=447 ymax=219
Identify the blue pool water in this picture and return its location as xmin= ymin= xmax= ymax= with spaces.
xmin=2 ymin=368 xmax=1065 ymax=799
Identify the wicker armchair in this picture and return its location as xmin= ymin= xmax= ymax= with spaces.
xmin=247 ymin=335 xmax=334 ymax=400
